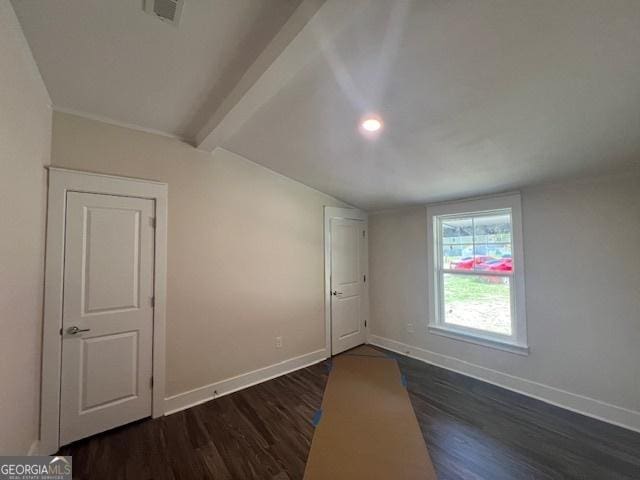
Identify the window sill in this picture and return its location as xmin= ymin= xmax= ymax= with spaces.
xmin=428 ymin=325 xmax=529 ymax=356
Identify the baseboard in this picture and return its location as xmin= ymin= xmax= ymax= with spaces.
xmin=164 ymin=349 xmax=328 ymax=415
xmin=368 ymin=335 xmax=640 ymax=433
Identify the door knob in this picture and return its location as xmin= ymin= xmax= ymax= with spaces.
xmin=331 ymin=290 xmax=343 ymax=296
xmin=67 ymin=326 xmax=91 ymax=335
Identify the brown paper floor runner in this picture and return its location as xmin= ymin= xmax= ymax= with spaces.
xmin=303 ymin=345 xmax=437 ymax=480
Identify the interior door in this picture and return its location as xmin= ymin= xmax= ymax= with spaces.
xmin=60 ymin=192 xmax=155 ymax=445
xmin=330 ymin=217 xmax=367 ymax=355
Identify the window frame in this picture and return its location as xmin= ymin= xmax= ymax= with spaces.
xmin=426 ymin=193 xmax=528 ymax=355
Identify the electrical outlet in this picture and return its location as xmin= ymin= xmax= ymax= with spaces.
xmin=407 ymin=323 xmax=414 ymax=333
xmin=275 ymin=336 xmax=283 ymax=348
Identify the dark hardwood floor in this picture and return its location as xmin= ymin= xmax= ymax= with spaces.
xmin=394 ymin=352 xmax=640 ymax=480
xmin=60 ymin=348 xmax=640 ymax=479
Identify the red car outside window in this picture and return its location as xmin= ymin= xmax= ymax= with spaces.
xmin=451 ymin=255 xmax=493 ymax=270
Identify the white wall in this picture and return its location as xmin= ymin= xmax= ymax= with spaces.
xmin=50 ymin=111 xmax=347 ymax=401
xmin=0 ymin=1 xmax=51 ymax=454
xmin=369 ymin=172 xmax=640 ymax=430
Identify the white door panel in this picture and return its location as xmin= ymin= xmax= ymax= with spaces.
xmin=83 ymin=206 xmax=141 ymax=313
xmin=334 ymin=295 xmax=361 ymax=338
xmin=60 ymin=192 xmax=154 ymax=445
xmin=331 ymin=218 xmax=367 ymax=354
xmin=81 ymin=332 xmax=139 ymax=411
xmin=332 ymin=223 xmax=359 ymax=283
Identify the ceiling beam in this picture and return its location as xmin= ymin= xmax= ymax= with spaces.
xmin=195 ymin=0 xmax=367 ymax=151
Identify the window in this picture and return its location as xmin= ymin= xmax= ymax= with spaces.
xmin=427 ymin=194 xmax=528 ymax=355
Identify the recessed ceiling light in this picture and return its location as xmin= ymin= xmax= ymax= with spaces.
xmin=361 ymin=117 xmax=382 ymax=132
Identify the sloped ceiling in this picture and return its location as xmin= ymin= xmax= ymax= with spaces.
xmin=13 ymin=0 xmax=640 ymax=210
xmin=11 ymin=0 xmax=302 ymax=140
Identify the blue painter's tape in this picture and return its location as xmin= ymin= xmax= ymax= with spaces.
xmin=401 ymin=373 xmax=408 ymax=387
xmin=311 ymin=409 xmax=323 ymax=427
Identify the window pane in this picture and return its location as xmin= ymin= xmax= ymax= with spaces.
xmin=441 ymin=217 xmax=473 ymax=244
xmin=472 ymin=213 xmax=512 ymax=272
xmin=441 ymin=217 xmax=475 ymax=269
xmin=443 ymin=273 xmax=512 ymax=335
xmin=473 ymin=213 xmax=511 ymax=245
xmin=442 ymin=244 xmax=474 ymax=269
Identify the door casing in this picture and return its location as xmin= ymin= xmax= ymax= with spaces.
xmin=40 ymin=167 xmax=168 ymax=454
xmin=324 ymin=206 xmax=369 ymax=356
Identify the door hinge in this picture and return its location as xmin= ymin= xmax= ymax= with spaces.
xmin=149 ymin=217 xmax=156 ymax=228
xmin=363 ymin=274 xmax=366 ymax=283
xmin=150 ymin=376 xmax=154 ymax=388
xmin=364 ymin=320 xmax=367 ymax=328
xmin=150 ymin=296 xmax=155 ymax=308
xmin=362 ymin=230 xmax=366 ymax=238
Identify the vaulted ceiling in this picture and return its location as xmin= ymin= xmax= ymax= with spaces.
xmin=11 ymin=0 xmax=302 ymax=140
xmin=13 ymin=0 xmax=640 ymax=210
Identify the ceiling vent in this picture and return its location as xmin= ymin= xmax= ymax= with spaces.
xmin=144 ymin=0 xmax=184 ymax=26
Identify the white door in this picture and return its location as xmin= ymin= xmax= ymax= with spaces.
xmin=60 ymin=192 xmax=155 ymax=445
xmin=330 ymin=217 xmax=367 ymax=355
